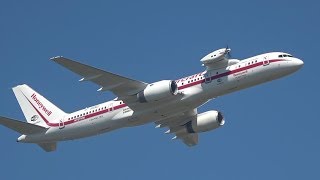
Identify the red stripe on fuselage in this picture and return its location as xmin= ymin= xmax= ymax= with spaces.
xmin=178 ymin=59 xmax=283 ymax=90
xmin=24 ymin=92 xmax=127 ymax=127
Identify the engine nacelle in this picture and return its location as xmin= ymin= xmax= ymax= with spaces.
xmin=137 ymin=80 xmax=178 ymax=103
xmin=186 ymin=110 xmax=225 ymax=133
xmin=200 ymin=48 xmax=230 ymax=65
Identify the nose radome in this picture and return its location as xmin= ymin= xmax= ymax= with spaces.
xmin=295 ymin=59 xmax=304 ymax=68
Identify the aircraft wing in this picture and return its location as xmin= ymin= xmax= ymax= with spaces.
xmin=155 ymin=109 xmax=199 ymax=146
xmin=51 ymin=57 xmax=148 ymax=97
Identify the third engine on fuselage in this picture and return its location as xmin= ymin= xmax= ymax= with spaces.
xmin=200 ymin=48 xmax=230 ymax=65
xmin=200 ymin=48 xmax=240 ymax=69
xmin=137 ymin=80 xmax=178 ymax=103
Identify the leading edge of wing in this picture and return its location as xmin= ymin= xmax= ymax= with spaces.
xmin=51 ymin=56 xmax=148 ymax=97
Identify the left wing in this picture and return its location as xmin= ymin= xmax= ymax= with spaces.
xmin=51 ymin=56 xmax=148 ymax=97
xmin=155 ymin=109 xmax=199 ymax=146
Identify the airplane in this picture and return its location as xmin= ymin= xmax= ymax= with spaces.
xmin=0 ymin=48 xmax=303 ymax=152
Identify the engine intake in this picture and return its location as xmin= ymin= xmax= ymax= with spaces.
xmin=186 ymin=110 xmax=225 ymax=133
xmin=137 ymin=80 xmax=178 ymax=103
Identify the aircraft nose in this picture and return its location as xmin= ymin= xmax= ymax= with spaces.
xmin=294 ymin=58 xmax=304 ymax=69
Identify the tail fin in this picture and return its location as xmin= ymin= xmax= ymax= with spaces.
xmin=12 ymin=84 xmax=66 ymax=128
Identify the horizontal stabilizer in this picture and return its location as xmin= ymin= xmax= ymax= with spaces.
xmin=0 ymin=116 xmax=47 ymax=135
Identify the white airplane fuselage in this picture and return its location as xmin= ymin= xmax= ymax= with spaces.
xmin=17 ymin=52 xmax=303 ymax=144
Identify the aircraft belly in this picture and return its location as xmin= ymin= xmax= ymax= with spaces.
xmin=125 ymin=89 xmax=209 ymax=126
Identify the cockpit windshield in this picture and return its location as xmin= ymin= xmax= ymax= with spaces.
xmin=278 ymin=54 xmax=293 ymax=58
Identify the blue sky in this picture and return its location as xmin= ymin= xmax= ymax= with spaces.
xmin=0 ymin=0 xmax=319 ymax=179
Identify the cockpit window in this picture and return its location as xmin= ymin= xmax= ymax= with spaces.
xmin=279 ymin=54 xmax=293 ymax=58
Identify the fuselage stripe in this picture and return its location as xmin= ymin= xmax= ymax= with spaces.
xmin=178 ymin=59 xmax=282 ymax=90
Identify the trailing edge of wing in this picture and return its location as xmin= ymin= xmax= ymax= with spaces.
xmin=0 ymin=116 xmax=47 ymax=135
xmin=37 ymin=142 xmax=57 ymax=152
xmin=155 ymin=109 xmax=199 ymax=146
xmin=51 ymin=56 xmax=148 ymax=97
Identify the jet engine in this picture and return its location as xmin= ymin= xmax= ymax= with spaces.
xmin=137 ymin=80 xmax=178 ymax=103
xmin=185 ymin=110 xmax=225 ymax=133
xmin=200 ymin=48 xmax=231 ymax=65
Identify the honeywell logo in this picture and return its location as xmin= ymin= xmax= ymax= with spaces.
xmin=31 ymin=93 xmax=52 ymax=116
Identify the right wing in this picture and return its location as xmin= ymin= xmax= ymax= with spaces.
xmin=155 ymin=109 xmax=199 ymax=146
xmin=51 ymin=57 xmax=148 ymax=97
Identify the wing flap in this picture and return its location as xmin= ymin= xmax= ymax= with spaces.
xmin=37 ymin=142 xmax=57 ymax=152
xmin=180 ymin=133 xmax=198 ymax=146
xmin=155 ymin=109 xmax=199 ymax=146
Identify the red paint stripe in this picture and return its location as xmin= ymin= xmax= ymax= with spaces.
xmin=24 ymin=92 xmax=128 ymax=127
xmin=178 ymin=59 xmax=283 ymax=90
xmin=59 ymin=103 xmax=128 ymax=126
xmin=23 ymin=93 xmax=59 ymax=126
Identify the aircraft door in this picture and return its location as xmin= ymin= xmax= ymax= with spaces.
xmin=59 ymin=119 xmax=65 ymax=129
xmin=263 ymin=56 xmax=270 ymax=66
xmin=204 ymin=72 xmax=212 ymax=83
xmin=108 ymin=103 xmax=114 ymax=112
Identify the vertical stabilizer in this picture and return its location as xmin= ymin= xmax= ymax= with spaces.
xmin=12 ymin=84 xmax=66 ymax=128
